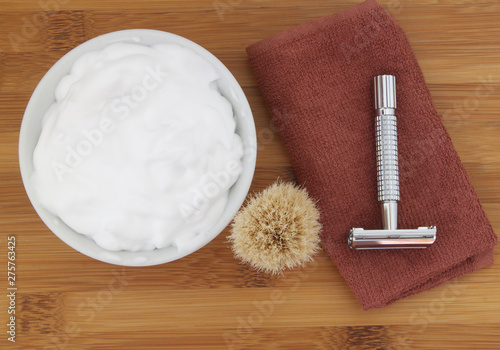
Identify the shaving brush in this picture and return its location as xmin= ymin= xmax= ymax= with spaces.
xmin=228 ymin=181 xmax=321 ymax=275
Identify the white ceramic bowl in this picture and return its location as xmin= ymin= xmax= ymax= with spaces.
xmin=19 ymin=29 xmax=257 ymax=266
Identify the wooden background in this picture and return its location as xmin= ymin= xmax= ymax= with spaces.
xmin=1 ymin=0 xmax=499 ymax=349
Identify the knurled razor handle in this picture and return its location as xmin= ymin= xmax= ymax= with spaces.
xmin=347 ymin=75 xmax=437 ymax=250
xmin=375 ymin=75 xmax=399 ymax=230
xmin=375 ymin=75 xmax=399 ymax=203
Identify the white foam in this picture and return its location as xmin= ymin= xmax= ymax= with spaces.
xmin=32 ymin=42 xmax=243 ymax=252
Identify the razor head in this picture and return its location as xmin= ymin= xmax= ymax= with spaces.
xmin=348 ymin=226 xmax=436 ymax=250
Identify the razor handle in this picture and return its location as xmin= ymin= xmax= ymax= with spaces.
xmin=347 ymin=75 xmax=436 ymax=250
xmin=374 ymin=75 xmax=400 ymax=231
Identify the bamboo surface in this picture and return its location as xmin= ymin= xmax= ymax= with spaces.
xmin=1 ymin=0 xmax=500 ymax=349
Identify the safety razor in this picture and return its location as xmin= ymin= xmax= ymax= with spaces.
xmin=348 ymin=75 xmax=436 ymax=250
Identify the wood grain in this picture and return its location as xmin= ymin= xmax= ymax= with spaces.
xmin=1 ymin=0 xmax=499 ymax=349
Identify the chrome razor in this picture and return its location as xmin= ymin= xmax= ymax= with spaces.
xmin=348 ymin=75 xmax=436 ymax=250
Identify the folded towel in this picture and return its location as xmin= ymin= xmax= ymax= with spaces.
xmin=247 ymin=0 xmax=497 ymax=310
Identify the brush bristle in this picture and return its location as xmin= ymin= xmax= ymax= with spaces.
xmin=228 ymin=181 xmax=322 ymax=275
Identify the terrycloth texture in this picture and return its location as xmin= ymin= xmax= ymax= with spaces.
xmin=247 ymin=0 xmax=497 ymax=310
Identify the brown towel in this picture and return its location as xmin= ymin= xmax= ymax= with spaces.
xmin=247 ymin=0 xmax=497 ymax=310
